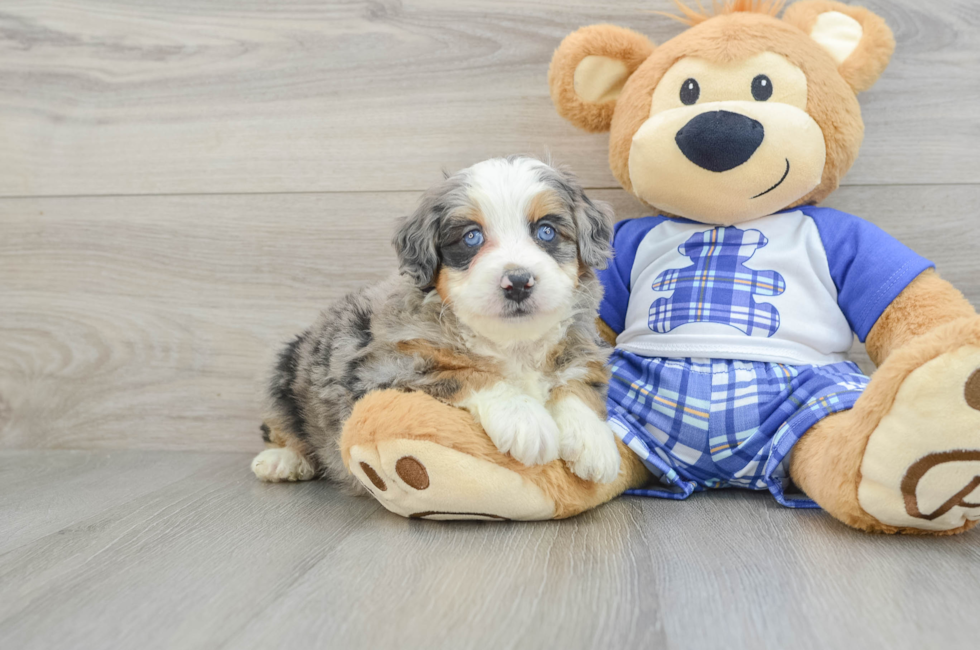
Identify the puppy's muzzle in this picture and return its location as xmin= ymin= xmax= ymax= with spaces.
xmin=501 ymin=270 xmax=535 ymax=304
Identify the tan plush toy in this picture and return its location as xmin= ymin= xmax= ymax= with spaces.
xmin=340 ymin=0 xmax=980 ymax=534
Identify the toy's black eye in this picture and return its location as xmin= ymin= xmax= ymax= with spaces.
xmin=752 ymin=74 xmax=773 ymax=101
xmin=680 ymin=78 xmax=700 ymax=105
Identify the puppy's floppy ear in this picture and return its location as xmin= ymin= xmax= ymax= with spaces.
xmin=552 ymin=166 xmax=614 ymax=269
xmin=392 ymin=198 xmax=442 ymax=289
xmin=549 ymin=25 xmax=655 ymax=133
xmin=783 ymin=0 xmax=895 ymax=93
xmin=576 ymin=193 xmax=615 ymax=270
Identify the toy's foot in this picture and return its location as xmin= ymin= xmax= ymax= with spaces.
xmin=341 ymin=390 xmax=557 ymax=520
xmin=347 ymin=437 xmax=555 ymax=521
xmin=251 ymin=447 xmax=315 ymax=482
xmin=342 ymin=389 xmax=655 ymax=520
xmin=340 ymin=389 xmax=652 ymax=521
xmin=859 ymin=344 xmax=980 ymax=532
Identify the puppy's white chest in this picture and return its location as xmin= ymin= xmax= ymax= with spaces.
xmin=470 ymin=335 xmax=557 ymax=403
xmin=505 ymin=369 xmax=552 ymax=403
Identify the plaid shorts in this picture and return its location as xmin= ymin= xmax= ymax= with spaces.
xmin=606 ymin=349 xmax=869 ymax=508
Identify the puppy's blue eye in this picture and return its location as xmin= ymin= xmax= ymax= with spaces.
xmin=536 ymin=224 xmax=556 ymax=242
xmin=464 ymin=229 xmax=484 ymax=247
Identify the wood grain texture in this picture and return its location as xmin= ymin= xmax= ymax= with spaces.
xmin=0 ymin=449 xmax=221 ymax=554
xmin=0 ymin=0 xmax=978 ymax=197
xmin=2 ymin=3 xmax=978 ymax=647
xmin=1 ymin=450 xmax=978 ymax=650
xmin=2 ymin=185 xmax=978 ymax=451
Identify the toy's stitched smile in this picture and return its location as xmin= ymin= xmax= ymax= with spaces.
xmin=752 ymin=158 xmax=791 ymax=199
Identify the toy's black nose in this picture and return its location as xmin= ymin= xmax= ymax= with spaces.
xmin=501 ymin=270 xmax=534 ymax=303
xmin=675 ymin=110 xmax=765 ymax=172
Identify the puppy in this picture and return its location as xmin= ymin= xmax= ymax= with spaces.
xmin=251 ymin=156 xmax=622 ymax=491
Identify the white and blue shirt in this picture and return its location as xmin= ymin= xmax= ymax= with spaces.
xmin=598 ymin=207 xmax=933 ymax=366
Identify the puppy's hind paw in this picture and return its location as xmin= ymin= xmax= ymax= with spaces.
xmin=251 ymin=447 xmax=315 ymax=482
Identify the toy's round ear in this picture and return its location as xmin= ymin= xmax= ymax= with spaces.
xmin=783 ymin=0 xmax=895 ymax=93
xmin=549 ymin=25 xmax=655 ymax=133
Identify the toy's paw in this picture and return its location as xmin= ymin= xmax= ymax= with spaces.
xmin=552 ymin=397 xmax=621 ymax=484
xmin=348 ymin=438 xmax=556 ymax=521
xmin=859 ymin=344 xmax=980 ymax=533
xmin=251 ymin=447 xmax=315 ymax=482
xmin=463 ymin=386 xmax=560 ymax=466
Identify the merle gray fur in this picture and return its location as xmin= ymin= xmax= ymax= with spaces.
xmin=263 ymin=157 xmax=615 ymax=492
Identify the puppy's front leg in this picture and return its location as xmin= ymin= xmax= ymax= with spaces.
xmin=458 ymin=382 xmax=560 ymax=466
xmin=550 ymin=386 xmax=621 ymax=484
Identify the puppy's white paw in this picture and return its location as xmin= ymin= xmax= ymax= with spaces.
xmin=552 ymin=396 xmax=621 ymax=484
xmin=461 ymin=384 xmax=560 ymax=466
xmin=251 ymin=447 xmax=315 ymax=482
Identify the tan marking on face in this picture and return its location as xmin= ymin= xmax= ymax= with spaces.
xmin=527 ymin=190 xmax=565 ymax=224
xmin=436 ymin=254 xmax=493 ymax=303
xmin=458 ymin=203 xmax=486 ymax=228
xmin=435 ymin=267 xmax=455 ymax=303
xmin=529 ymin=190 xmax=581 ymax=281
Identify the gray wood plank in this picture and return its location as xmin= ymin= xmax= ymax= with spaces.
xmin=234 ymin=492 xmax=980 ymax=650
xmin=0 ymin=450 xmax=382 ymax=650
xmin=2 ymin=185 xmax=978 ymax=451
xmin=0 ymin=0 xmax=977 ymax=197
xmin=0 ymin=450 xmax=978 ymax=650
xmin=0 ymin=450 xmax=222 ymax=553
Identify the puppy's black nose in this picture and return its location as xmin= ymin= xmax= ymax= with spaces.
xmin=501 ymin=271 xmax=534 ymax=303
xmin=675 ymin=110 xmax=765 ymax=172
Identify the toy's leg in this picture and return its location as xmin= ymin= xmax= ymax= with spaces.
xmin=790 ymin=319 xmax=980 ymax=535
xmin=341 ymin=389 xmax=651 ymax=520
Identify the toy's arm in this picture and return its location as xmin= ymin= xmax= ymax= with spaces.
xmin=865 ymin=269 xmax=975 ymax=366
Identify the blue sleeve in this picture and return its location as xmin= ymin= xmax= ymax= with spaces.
xmin=597 ymin=216 xmax=668 ymax=333
xmin=802 ymin=206 xmax=934 ymax=342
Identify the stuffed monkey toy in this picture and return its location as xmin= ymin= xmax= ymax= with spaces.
xmin=340 ymin=0 xmax=980 ymax=535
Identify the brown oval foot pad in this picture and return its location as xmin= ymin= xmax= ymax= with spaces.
xmin=395 ymin=456 xmax=429 ymax=490
xmin=965 ymin=369 xmax=980 ymax=411
xmin=359 ymin=462 xmax=387 ymax=491
xmin=347 ymin=439 xmax=556 ymax=521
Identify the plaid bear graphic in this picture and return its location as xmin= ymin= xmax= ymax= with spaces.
xmin=648 ymin=226 xmax=785 ymax=337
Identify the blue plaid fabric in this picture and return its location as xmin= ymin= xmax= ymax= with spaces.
xmin=606 ymin=349 xmax=869 ymax=508
xmin=649 ymin=226 xmax=786 ymax=337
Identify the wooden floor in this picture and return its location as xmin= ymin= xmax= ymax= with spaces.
xmin=1 ymin=450 xmax=978 ymax=650
xmin=2 ymin=1 xmax=979 ymax=648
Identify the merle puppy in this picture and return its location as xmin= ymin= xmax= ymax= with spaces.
xmin=252 ymin=156 xmax=622 ymax=491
